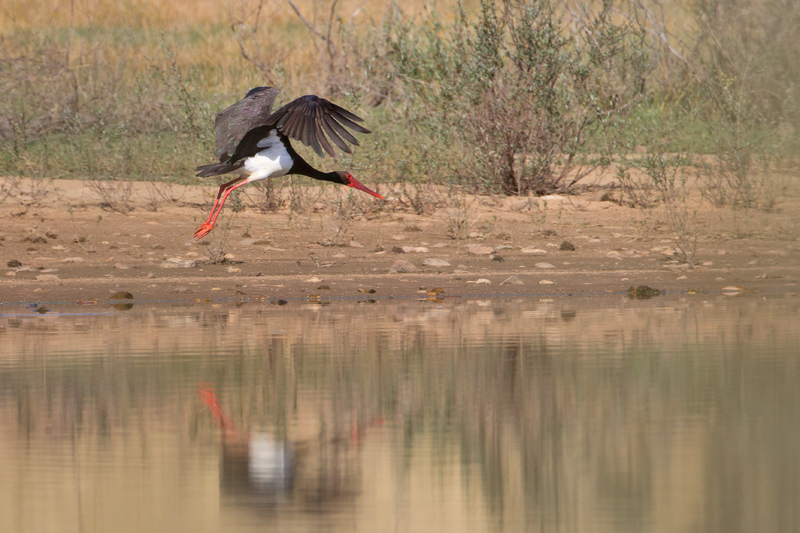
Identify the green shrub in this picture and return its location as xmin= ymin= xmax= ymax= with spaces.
xmin=384 ymin=0 xmax=650 ymax=195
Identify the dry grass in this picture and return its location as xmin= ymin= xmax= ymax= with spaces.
xmin=0 ymin=0 xmax=465 ymax=93
xmin=2 ymin=0 xmax=447 ymax=29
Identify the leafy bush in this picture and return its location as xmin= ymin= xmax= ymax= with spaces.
xmin=384 ymin=0 xmax=650 ymax=195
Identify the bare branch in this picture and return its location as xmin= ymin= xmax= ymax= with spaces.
xmin=286 ymin=0 xmax=330 ymax=43
xmin=229 ymin=0 xmax=283 ymax=85
xmin=66 ymin=0 xmax=74 ymax=65
xmin=620 ymin=0 xmax=692 ymax=67
xmin=325 ymin=0 xmax=340 ymax=61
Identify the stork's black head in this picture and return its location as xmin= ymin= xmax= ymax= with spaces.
xmin=330 ymin=171 xmax=383 ymax=199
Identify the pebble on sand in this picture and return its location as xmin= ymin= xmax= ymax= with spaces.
xmin=627 ymin=285 xmax=661 ymax=298
xmin=171 ymin=287 xmax=193 ymax=294
xmin=109 ymin=292 xmax=133 ymax=300
xmin=423 ymin=258 xmax=451 ymax=267
xmin=160 ymin=258 xmax=197 ymax=269
xmin=500 ymin=275 xmax=524 ymax=285
xmin=467 ymin=246 xmax=494 ymax=255
xmin=389 ymin=260 xmax=418 ymax=273
xmin=722 ymin=285 xmax=745 ymax=293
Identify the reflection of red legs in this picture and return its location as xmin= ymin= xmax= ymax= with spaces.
xmin=194 ymin=177 xmax=247 ymax=239
xmin=197 ymin=383 xmax=250 ymax=448
xmin=197 ymin=382 xmax=234 ymax=431
xmin=199 ymin=382 xmax=385 ymax=449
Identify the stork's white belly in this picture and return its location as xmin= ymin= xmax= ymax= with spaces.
xmin=244 ymin=132 xmax=292 ymax=181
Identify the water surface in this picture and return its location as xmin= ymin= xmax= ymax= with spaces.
xmin=1 ymin=294 xmax=799 ymax=533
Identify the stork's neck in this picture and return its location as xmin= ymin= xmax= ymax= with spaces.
xmin=290 ymin=155 xmax=340 ymax=184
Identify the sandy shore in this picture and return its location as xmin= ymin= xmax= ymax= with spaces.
xmin=1 ymin=178 xmax=798 ymax=307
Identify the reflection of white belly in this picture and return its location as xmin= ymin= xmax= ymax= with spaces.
xmin=244 ymin=139 xmax=292 ymax=182
xmin=248 ymin=433 xmax=293 ymax=488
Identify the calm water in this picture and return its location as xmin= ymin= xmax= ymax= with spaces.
xmin=1 ymin=293 xmax=799 ymax=533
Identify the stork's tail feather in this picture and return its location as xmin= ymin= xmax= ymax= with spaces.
xmin=195 ymin=162 xmax=243 ymax=178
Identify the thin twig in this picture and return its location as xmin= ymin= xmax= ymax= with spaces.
xmin=66 ymin=0 xmax=74 ymax=65
xmin=286 ymin=0 xmax=330 ymax=43
xmin=325 ymin=0 xmax=340 ymax=60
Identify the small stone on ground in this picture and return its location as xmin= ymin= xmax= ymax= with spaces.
xmin=423 ymin=258 xmax=451 ymax=267
xmin=160 ymin=258 xmax=197 ymax=269
xmin=389 ymin=260 xmax=418 ymax=273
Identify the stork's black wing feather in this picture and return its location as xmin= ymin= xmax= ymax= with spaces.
xmin=214 ymin=87 xmax=280 ymax=160
xmin=264 ymin=95 xmax=371 ymax=158
xmin=220 ymin=93 xmax=372 ymax=164
xmin=324 ymin=115 xmax=359 ymax=147
xmin=330 ymin=104 xmax=371 ymax=133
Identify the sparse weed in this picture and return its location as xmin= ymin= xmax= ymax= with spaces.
xmin=635 ymin=151 xmax=697 ymax=264
xmin=440 ymin=190 xmax=475 ymax=240
xmin=246 ymin=179 xmax=286 ymax=214
xmin=617 ymin=165 xmax=656 ymax=209
xmin=528 ymin=198 xmax=548 ymax=236
xmin=141 ymin=179 xmax=187 ymax=212
xmin=318 ymin=192 xmax=356 ymax=247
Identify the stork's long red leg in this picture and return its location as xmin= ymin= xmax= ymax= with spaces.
xmin=194 ymin=177 xmax=247 ymax=239
xmin=204 ymin=177 xmax=245 ymax=225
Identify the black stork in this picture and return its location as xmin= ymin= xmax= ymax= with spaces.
xmin=193 ymin=87 xmax=382 ymax=239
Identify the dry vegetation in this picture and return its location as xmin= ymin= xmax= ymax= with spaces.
xmin=0 ymin=0 xmax=797 ymax=261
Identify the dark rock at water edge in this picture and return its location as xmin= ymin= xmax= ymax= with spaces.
xmin=627 ymin=285 xmax=661 ymax=299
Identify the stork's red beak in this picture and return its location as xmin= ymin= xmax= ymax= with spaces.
xmin=347 ymin=176 xmax=383 ymax=199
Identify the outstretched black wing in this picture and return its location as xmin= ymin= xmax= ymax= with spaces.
xmin=214 ymin=87 xmax=280 ymax=160
xmin=266 ymin=95 xmax=371 ymax=159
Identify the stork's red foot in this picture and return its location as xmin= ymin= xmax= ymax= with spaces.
xmin=194 ymin=223 xmax=214 ymax=240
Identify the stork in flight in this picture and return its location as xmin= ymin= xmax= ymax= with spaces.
xmin=194 ymin=87 xmax=382 ymax=239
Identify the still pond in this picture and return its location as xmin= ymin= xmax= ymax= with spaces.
xmin=1 ymin=293 xmax=798 ymax=532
